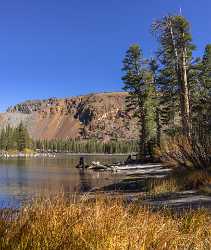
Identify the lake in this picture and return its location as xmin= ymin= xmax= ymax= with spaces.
xmin=0 ymin=154 xmax=127 ymax=208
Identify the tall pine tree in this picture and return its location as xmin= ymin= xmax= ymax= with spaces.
xmin=153 ymin=15 xmax=195 ymax=137
xmin=122 ymin=44 xmax=156 ymax=158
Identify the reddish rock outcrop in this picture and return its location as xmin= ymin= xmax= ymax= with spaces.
xmin=2 ymin=92 xmax=138 ymax=141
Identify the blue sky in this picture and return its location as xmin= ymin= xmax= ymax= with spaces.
xmin=0 ymin=0 xmax=210 ymax=111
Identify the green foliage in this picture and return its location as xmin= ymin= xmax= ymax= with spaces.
xmin=191 ymin=44 xmax=211 ymax=143
xmin=152 ymin=15 xmax=195 ymax=137
xmin=121 ymin=14 xmax=211 ymax=162
xmin=0 ymin=124 xmax=138 ymax=154
xmin=0 ymin=123 xmax=33 ymax=152
xmin=122 ymin=44 xmax=157 ymax=157
xmin=35 ymin=139 xmax=139 ymax=154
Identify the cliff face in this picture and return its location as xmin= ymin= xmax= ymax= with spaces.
xmin=1 ymin=92 xmax=139 ymax=141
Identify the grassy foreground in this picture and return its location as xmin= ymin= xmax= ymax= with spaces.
xmin=0 ymin=194 xmax=211 ymax=250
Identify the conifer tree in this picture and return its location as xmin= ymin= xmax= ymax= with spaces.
xmin=122 ymin=44 xmax=156 ymax=158
xmin=153 ymin=15 xmax=195 ymax=137
xmin=148 ymin=58 xmax=162 ymax=145
xmin=0 ymin=128 xmax=6 ymax=150
xmin=16 ymin=122 xmax=29 ymax=151
xmin=191 ymin=44 xmax=211 ymax=141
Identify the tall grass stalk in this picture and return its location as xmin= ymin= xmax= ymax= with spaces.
xmin=0 ymin=194 xmax=211 ymax=249
xmin=147 ymin=178 xmax=179 ymax=196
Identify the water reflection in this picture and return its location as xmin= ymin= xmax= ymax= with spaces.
xmin=0 ymin=154 xmax=126 ymax=207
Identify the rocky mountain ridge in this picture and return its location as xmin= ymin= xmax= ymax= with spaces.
xmin=1 ymin=92 xmax=139 ymax=141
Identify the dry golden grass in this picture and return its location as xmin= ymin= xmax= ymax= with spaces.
xmin=147 ymin=170 xmax=211 ymax=195
xmin=182 ymin=170 xmax=211 ymax=189
xmin=0 ymin=194 xmax=211 ymax=249
xmin=147 ymin=177 xmax=179 ymax=196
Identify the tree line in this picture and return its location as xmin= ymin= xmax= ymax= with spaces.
xmin=122 ymin=14 xmax=211 ymax=158
xmin=0 ymin=123 xmax=138 ymax=154
xmin=35 ymin=139 xmax=138 ymax=154
xmin=0 ymin=122 xmax=32 ymax=152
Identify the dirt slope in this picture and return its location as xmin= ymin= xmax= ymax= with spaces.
xmin=1 ymin=92 xmax=138 ymax=141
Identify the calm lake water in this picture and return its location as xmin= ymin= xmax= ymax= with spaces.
xmin=0 ymin=154 xmax=127 ymax=208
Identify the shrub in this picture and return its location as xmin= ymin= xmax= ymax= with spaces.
xmin=180 ymin=170 xmax=211 ymax=190
xmin=155 ymin=136 xmax=211 ymax=169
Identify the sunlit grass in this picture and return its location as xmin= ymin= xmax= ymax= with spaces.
xmin=0 ymin=194 xmax=211 ymax=249
xmin=147 ymin=177 xmax=179 ymax=196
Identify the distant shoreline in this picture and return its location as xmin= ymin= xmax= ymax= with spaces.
xmin=0 ymin=152 xmax=129 ymax=159
xmin=66 ymin=153 xmax=129 ymax=156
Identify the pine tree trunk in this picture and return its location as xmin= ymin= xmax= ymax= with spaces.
xmin=179 ymin=49 xmax=191 ymax=137
xmin=156 ymin=108 xmax=161 ymax=146
xmin=139 ymin=112 xmax=147 ymax=160
xmin=169 ymin=23 xmax=191 ymax=137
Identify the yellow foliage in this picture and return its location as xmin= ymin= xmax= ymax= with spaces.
xmin=22 ymin=148 xmax=35 ymax=154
